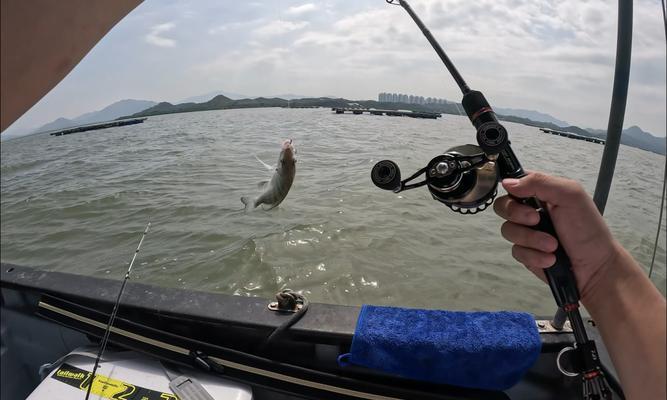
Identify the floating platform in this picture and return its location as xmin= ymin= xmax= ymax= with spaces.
xmin=539 ymin=128 xmax=605 ymax=144
xmin=49 ymin=118 xmax=147 ymax=137
xmin=332 ymin=107 xmax=441 ymax=119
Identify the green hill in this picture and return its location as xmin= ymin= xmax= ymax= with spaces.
xmin=122 ymin=95 xmax=665 ymax=155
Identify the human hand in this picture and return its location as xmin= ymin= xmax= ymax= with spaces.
xmin=493 ymin=172 xmax=622 ymax=303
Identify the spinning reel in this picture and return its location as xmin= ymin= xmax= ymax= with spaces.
xmin=372 ymin=144 xmax=499 ymax=214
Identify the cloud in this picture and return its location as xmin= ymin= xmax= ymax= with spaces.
xmin=145 ymin=22 xmax=176 ymax=47
xmin=9 ymin=0 xmax=664 ymax=137
xmin=286 ymin=3 xmax=317 ymax=15
xmin=254 ymin=20 xmax=309 ymax=36
xmin=208 ymin=18 xmax=265 ymax=35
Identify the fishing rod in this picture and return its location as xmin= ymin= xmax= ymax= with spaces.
xmin=84 ymin=221 xmax=151 ymax=400
xmin=372 ymin=1 xmax=615 ymax=398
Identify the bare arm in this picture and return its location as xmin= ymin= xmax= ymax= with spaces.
xmin=1 ymin=0 xmax=142 ymax=132
xmin=584 ymin=245 xmax=666 ymax=400
xmin=494 ymin=172 xmax=666 ymax=400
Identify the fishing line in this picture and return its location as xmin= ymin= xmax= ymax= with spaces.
xmin=83 ymin=221 xmax=151 ymax=400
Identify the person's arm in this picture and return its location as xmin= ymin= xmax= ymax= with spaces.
xmin=494 ymin=172 xmax=666 ymax=400
xmin=1 ymin=0 xmax=142 ymax=132
xmin=584 ymin=243 xmax=666 ymax=400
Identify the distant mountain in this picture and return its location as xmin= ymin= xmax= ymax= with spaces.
xmin=125 ymin=95 xmax=665 ymax=155
xmin=132 ymin=95 xmax=236 ymax=117
xmin=494 ymin=107 xmax=569 ymax=127
xmin=179 ymin=91 xmax=315 ymax=103
xmin=179 ymin=90 xmax=248 ymax=103
xmin=33 ymin=99 xmax=157 ymax=134
xmin=498 ymin=115 xmax=665 ymax=155
xmin=271 ymin=93 xmax=312 ymax=100
xmin=589 ymin=125 xmax=666 ymax=155
xmin=37 ymin=117 xmax=77 ymax=133
xmin=73 ymin=99 xmax=157 ymax=125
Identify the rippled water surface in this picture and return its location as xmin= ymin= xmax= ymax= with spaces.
xmin=1 ymin=108 xmax=665 ymax=314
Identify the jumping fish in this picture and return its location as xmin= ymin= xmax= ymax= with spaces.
xmin=241 ymin=139 xmax=296 ymax=210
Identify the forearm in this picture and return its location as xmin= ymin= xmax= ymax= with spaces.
xmin=583 ymin=242 xmax=666 ymax=400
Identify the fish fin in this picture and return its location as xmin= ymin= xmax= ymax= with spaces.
xmin=241 ymin=196 xmax=254 ymax=211
xmin=254 ymin=155 xmax=275 ymax=172
xmin=257 ymin=180 xmax=269 ymax=189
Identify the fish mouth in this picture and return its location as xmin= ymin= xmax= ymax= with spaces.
xmin=282 ymin=139 xmax=295 ymax=152
xmin=281 ymin=139 xmax=296 ymax=161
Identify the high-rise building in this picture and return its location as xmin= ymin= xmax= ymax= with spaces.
xmin=378 ymin=92 xmax=451 ymax=104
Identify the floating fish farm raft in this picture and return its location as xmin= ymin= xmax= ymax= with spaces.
xmin=49 ymin=118 xmax=147 ymax=137
xmin=539 ymin=128 xmax=605 ymax=144
xmin=332 ymin=107 xmax=441 ymax=119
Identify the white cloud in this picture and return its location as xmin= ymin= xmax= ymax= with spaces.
xmin=286 ymin=3 xmax=317 ymax=15
xmin=254 ymin=20 xmax=310 ymax=36
xmin=145 ymin=22 xmax=176 ymax=47
xmin=208 ymin=19 xmax=264 ymax=35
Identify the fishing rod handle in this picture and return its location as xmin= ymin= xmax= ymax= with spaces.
xmin=519 ymin=195 xmax=582 ymax=307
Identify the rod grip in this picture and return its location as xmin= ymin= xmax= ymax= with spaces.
xmin=523 ymin=197 xmax=581 ymax=306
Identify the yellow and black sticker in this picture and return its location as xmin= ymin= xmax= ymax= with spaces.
xmin=51 ymin=363 xmax=178 ymax=400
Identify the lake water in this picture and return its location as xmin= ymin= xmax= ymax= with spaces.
xmin=1 ymin=107 xmax=665 ymax=315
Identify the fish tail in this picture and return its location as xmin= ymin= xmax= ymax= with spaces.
xmin=240 ymin=196 xmax=253 ymax=211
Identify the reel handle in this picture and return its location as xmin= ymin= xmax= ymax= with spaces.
xmin=371 ymin=160 xmax=402 ymax=191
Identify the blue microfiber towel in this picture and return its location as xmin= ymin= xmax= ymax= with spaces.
xmin=338 ymin=305 xmax=541 ymax=391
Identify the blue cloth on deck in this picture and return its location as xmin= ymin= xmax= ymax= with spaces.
xmin=339 ymin=305 xmax=541 ymax=391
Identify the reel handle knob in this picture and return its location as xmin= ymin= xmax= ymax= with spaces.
xmin=371 ymin=160 xmax=402 ymax=191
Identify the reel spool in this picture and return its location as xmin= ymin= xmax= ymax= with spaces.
xmin=371 ymin=144 xmax=499 ymax=214
xmin=427 ymin=144 xmax=499 ymax=214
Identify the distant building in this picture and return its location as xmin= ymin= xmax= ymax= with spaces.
xmin=378 ymin=92 xmax=450 ymax=105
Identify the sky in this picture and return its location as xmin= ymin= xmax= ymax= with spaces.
xmin=4 ymin=0 xmax=666 ymax=137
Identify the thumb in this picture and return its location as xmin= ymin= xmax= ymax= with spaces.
xmin=501 ymin=172 xmax=585 ymax=206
